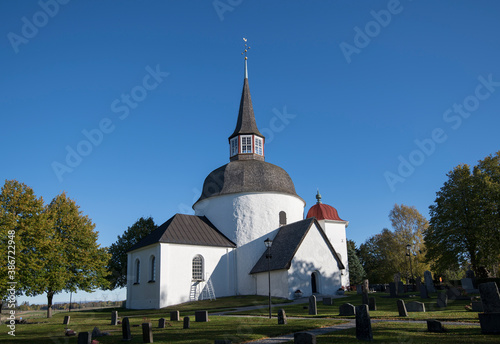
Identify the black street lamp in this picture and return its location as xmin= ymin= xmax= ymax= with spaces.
xmin=264 ymin=237 xmax=273 ymax=319
xmin=406 ymin=244 xmax=414 ymax=287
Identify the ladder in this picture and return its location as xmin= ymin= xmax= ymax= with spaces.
xmin=190 ymin=282 xmax=199 ymax=301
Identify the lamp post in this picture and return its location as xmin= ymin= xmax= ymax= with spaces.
xmin=264 ymin=237 xmax=273 ymax=319
xmin=406 ymin=244 xmax=414 ymax=287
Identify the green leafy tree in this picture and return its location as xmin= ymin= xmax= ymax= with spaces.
xmin=106 ymin=217 xmax=157 ymax=289
xmin=359 ymin=228 xmax=398 ymax=283
xmin=347 ymin=240 xmax=366 ymax=285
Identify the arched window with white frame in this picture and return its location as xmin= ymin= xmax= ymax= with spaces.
xmin=192 ymin=255 xmax=204 ymax=281
xmin=149 ymin=255 xmax=156 ymax=282
xmin=135 ymin=258 xmax=141 ymax=284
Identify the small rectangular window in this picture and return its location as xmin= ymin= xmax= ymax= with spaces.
xmin=241 ymin=136 xmax=252 ymax=153
xmin=255 ymin=137 xmax=263 ymax=155
xmin=230 ymin=137 xmax=238 ymax=156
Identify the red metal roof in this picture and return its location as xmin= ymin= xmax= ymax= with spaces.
xmin=306 ymin=203 xmax=344 ymax=221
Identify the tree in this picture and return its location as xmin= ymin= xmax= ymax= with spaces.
xmin=0 ymin=180 xmax=45 ymax=314
xmin=358 ymin=228 xmax=399 ymax=283
xmin=22 ymin=192 xmax=110 ymax=317
xmin=425 ymin=152 xmax=500 ymax=278
xmin=347 ymin=240 xmax=366 ymax=285
xmin=106 ymin=217 xmax=157 ymax=289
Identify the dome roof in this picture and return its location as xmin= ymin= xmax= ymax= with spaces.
xmin=307 ymin=203 xmax=345 ymax=221
xmin=194 ymin=159 xmax=300 ymax=206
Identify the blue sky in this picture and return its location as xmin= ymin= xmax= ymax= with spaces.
xmin=2 ymin=1 xmax=499 ymax=304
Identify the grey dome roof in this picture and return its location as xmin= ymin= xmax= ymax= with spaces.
xmin=194 ymin=160 xmax=300 ymax=206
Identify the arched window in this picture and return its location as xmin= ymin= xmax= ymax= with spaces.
xmin=192 ymin=255 xmax=204 ymax=281
xmin=135 ymin=259 xmax=141 ymax=284
xmin=279 ymin=211 xmax=287 ymax=226
xmin=149 ymin=256 xmax=156 ymax=282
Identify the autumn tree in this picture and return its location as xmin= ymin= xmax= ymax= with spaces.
xmin=106 ymin=217 xmax=157 ymax=289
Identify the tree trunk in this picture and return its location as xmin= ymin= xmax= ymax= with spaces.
xmin=47 ymin=291 xmax=54 ymax=318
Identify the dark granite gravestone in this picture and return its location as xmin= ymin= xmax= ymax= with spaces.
xmin=63 ymin=315 xmax=70 ymax=325
xmin=472 ymin=301 xmax=484 ymax=312
xmin=158 ymin=318 xmax=166 ymax=328
xmin=308 ymin=295 xmax=317 ymax=315
xmin=322 ymin=297 xmax=333 ymax=306
xmin=170 ymin=310 xmax=180 ymax=321
xmin=339 ymin=303 xmax=356 ymax=316
xmin=355 ymin=304 xmax=373 ymax=341
xmin=461 ymin=278 xmax=478 ymax=293
xmin=294 ymin=331 xmax=316 ymax=344
xmin=436 ymin=293 xmax=448 ymax=308
xmin=111 ymin=310 xmax=118 ymax=325
xmin=406 ymin=301 xmax=425 ymax=312
xmin=278 ymin=309 xmax=287 ymax=325
xmin=122 ymin=317 xmax=132 ymax=341
xmin=368 ymin=297 xmax=376 ymax=311
xmin=397 ymin=299 xmax=408 ymax=317
xmin=420 ymin=285 xmax=429 ymax=299
xmin=77 ymin=332 xmax=91 ymax=344
xmin=389 ymin=282 xmax=397 ymax=297
xmin=195 ymin=310 xmax=209 ymax=322
xmin=142 ymin=322 xmax=153 ymax=343
xmin=427 ymin=320 xmax=446 ymax=333
xmin=398 ymin=281 xmax=405 ymax=294
xmin=479 ymin=313 xmax=500 ymax=334
xmin=183 ymin=316 xmax=190 ymax=329
xmin=424 ymin=270 xmax=435 ymax=293
xmin=478 ymin=282 xmax=500 ymax=334
xmin=362 ymin=292 xmax=369 ymax=306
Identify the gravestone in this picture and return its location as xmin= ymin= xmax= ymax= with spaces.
xmin=195 ymin=310 xmax=209 ymax=322
xmin=339 ymin=303 xmax=356 ymax=316
xmin=424 ymin=270 xmax=435 ymax=293
xmin=368 ymin=297 xmax=376 ymax=311
xmin=183 ymin=316 xmax=190 ymax=329
xmin=398 ymin=281 xmax=405 ymax=295
xmin=436 ymin=293 xmax=448 ymax=308
xmin=394 ymin=273 xmax=401 ymax=294
xmin=479 ymin=313 xmax=500 ymax=334
xmin=63 ymin=315 xmax=70 ymax=325
xmin=478 ymin=282 xmax=500 ymax=334
xmin=77 ymin=332 xmax=91 ymax=344
xmin=308 ymin=295 xmax=317 ymax=315
xmin=278 ymin=309 xmax=287 ymax=325
xmin=427 ymin=320 xmax=446 ymax=333
xmin=420 ymin=285 xmax=429 ymax=299
xmin=461 ymin=278 xmax=478 ymax=293
xmin=406 ymin=301 xmax=426 ymax=312
xmin=472 ymin=301 xmax=484 ymax=312
xmin=362 ymin=292 xmax=369 ymax=306
xmin=322 ymin=297 xmax=333 ymax=306
xmin=158 ymin=318 xmax=166 ymax=328
xmin=142 ymin=322 xmax=153 ymax=343
xmin=170 ymin=310 xmax=180 ymax=321
xmin=92 ymin=327 xmax=102 ymax=338
xmin=111 ymin=310 xmax=118 ymax=325
xmin=397 ymin=299 xmax=408 ymax=317
xmin=363 ymin=279 xmax=369 ymax=293
xmin=122 ymin=317 xmax=132 ymax=341
xmin=389 ymin=282 xmax=397 ymax=297
xmin=356 ymin=285 xmax=363 ymax=295
xmin=294 ymin=331 xmax=316 ymax=344
xmin=355 ymin=304 xmax=373 ymax=341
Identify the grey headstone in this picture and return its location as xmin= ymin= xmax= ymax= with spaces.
xmin=362 ymin=292 xmax=369 ymax=306
xmin=214 ymin=340 xmax=232 ymax=344
xmin=77 ymin=332 xmax=91 ymax=344
xmin=339 ymin=303 xmax=356 ymax=316
xmin=406 ymin=301 xmax=426 ymax=312
xmin=398 ymin=281 xmax=405 ymax=294
xmin=479 ymin=282 xmax=500 ymax=313
xmin=308 ymin=295 xmax=317 ymax=315
xmin=158 ymin=318 xmax=166 ymax=328
xmin=397 ymin=299 xmax=408 ymax=317
xmin=424 ymin=270 xmax=435 ymax=293
xmin=472 ymin=301 xmax=484 ymax=312
xmin=170 ymin=310 xmax=180 ymax=321
xmin=368 ymin=297 xmax=376 ymax=311
xmin=278 ymin=308 xmax=287 ymax=325
xmin=356 ymin=284 xmax=363 ymax=295
xmin=427 ymin=320 xmax=446 ymax=333
xmin=294 ymin=331 xmax=316 ymax=344
xmin=322 ymin=297 xmax=333 ymax=306
xmin=122 ymin=317 xmax=132 ymax=341
xmin=111 ymin=310 xmax=118 ymax=325
xmin=420 ymin=284 xmax=429 ymax=299
xmin=183 ymin=316 xmax=190 ymax=329
xmin=195 ymin=310 xmax=209 ymax=322
xmin=355 ymin=304 xmax=373 ymax=341
xmin=389 ymin=282 xmax=397 ymax=297
xmin=91 ymin=327 xmax=102 ymax=338
xmin=461 ymin=278 xmax=474 ymax=290
xmin=142 ymin=322 xmax=153 ymax=343
xmin=436 ymin=293 xmax=448 ymax=308
xmin=63 ymin=315 xmax=70 ymax=325
xmin=479 ymin=313 xmax=500 ymax=334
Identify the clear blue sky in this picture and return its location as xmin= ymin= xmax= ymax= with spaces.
xmin=2 ymin=1 xmax=499 ymax=305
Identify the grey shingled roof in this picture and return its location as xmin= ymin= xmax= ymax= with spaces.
xmin=128 ymin=214 xmax=236 ymax=252
xmin=228 ymin=78 xmax=264 ymax=140
xmin=250 ymin=217 xmax=344 ymax=274
xmin=193 ymin=159 xmax=302 ymax=205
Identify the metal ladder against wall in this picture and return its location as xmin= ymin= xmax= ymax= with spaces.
xmin=190 ymin=282 xmax=199 ymax=301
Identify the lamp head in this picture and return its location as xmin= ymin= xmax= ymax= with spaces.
xmin=264 ymin=238 xmax=273 ymax=248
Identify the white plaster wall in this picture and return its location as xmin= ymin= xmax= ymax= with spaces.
xmin=287 ymin=222 xmax=343 ymax=297
xmin=194 ymin=192 xmax=305 ymax=295
xmin=126 ymin=244 xmax=161 ymax=309
xmin=255 ymin=270 xmax=289 ymax=299
xmin=320 ymin=220 xmax=350 ymax=288
xmin=158 ymin=243 xmax=235 ymax=308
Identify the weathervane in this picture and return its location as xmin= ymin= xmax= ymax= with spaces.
xmin=242 ymin=38 xmax=250 ymax=60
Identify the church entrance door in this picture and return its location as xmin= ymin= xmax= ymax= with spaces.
xmin=311 ymin=272 xmax=319 ymax=294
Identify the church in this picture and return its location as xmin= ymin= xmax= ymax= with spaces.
xmin=126 ymin=55 xmax=350 ymax=309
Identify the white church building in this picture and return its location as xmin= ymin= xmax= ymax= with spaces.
xmin=126 ymin=58 xmax=350 ymax=309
